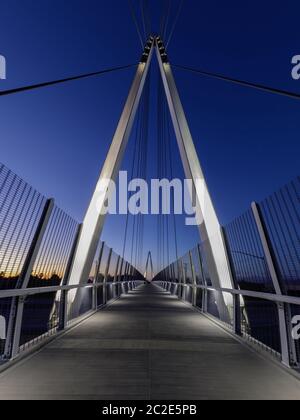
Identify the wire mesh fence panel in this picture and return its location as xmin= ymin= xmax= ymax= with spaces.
xmin=260 ymin=178 xmax=300 ymax=296
xmin=107 ymin=251 xmax=117 ymax=302
xmin=242 ymin=297 xmax=281 ymax=354
xmin=18 ymin=206 xmax=78 ymax=346
xmin=172 ymin=263 xmax=177 ymax=282
xmin=25 ymin=216 xmax=76 ymax=338
xmin=182 ymin=253 xmax=193 ymax=285
xmin=198 ymin=242 xmax=212 ymax=286
xmin=19 ymin=291 xmax=61 ymax=349
xmin=88 ymin=241 xmax=103 ymax=284
xmin=100 ymin=245 xmax=111 ymax=279
xmin=0 ymin=164 xmax=46 ymax=290
xmin=30 ymin=207 xmax=78 ymax=288
xmin=108 ymin=252 xmax=118 ymax=282
xmin=191 ymin=246 xmax=205 ymax=285
xmin=118 ymin=258 xmax=125 ymax=284
xmin=224 ymin=209 xmax=275 ymax=293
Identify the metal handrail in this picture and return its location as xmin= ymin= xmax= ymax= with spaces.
xmin=153 ymin=281 xmax=300 ymax=306
xmin=0 ymin=281 xmax=138 ymax=299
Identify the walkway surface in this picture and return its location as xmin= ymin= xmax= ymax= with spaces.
xmin=0 ymin=283 xmax=300 ymax=400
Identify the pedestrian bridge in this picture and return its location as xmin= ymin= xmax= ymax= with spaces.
xmin=0 ymin=26 xmax=299 ymax=401
xmin=0 ymin=283 xmax=299 ymax=400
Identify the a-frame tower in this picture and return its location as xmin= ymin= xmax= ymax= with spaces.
xmin=68 ymin=36 xmax=234 ymax=318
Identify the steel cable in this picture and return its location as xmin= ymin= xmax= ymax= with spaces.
xmin=166 ymin=0 xmax=184 ymax=47
xmin=0 ymin=64 xmax=137 ymax=97
xmin=173 ymin=64 xmax=300 ymax=100
xmin=128 ymin=0 xmax=145 ymax=48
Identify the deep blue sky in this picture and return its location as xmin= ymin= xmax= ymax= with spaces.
xmin=0 ymin=0 xmax=299 ymax=272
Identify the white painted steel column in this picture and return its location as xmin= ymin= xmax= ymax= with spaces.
xmin=156 ymin=39 xmax=232 ymax=322
xmin=68 ymin=41 xmax=154 ymax=292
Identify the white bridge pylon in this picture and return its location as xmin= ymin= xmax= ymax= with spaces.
xmin=68 ymin=36 xmax=234 ymax=317
xmin=144 ymin=252 xmax=154 ymax=282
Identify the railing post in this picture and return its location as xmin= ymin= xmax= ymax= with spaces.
xmin=59 ymin=290 xmax=69 ymax=331
xmin=252 ymin=202 xmax=296 ymax=367
xmin=125 ymin=263 xmax=129 ymax=283
xmin=170 ymin=264 xmax=175 ymax=293
xmin=114 ymin=256 xmax=121 ymax=298
xmin=95 ymin=242 xmax=105 ymax=284
xmin=220 ymin=226 xmax=242 ymax=327
xmin=5 ymin=198 xmax=54 ymax=359
xmin=233 ymin=293 xmax=242 ymax=336
xmin=103 ymin=248 xmax=112 ymax=305
xmin=197 ymin=245 xmax=208 ymax=313
xmin=128 ymin=266 xmax=134 ymax=291
xmin=181 ymin=259 xmax=186 ymax=300
xmin=189 ymin=251 xmax=197 ymax=307
xmin=59 ymin=224 xmax=82 ymax=331
xmin=118 ymin=259 xmax=123 ymax=295
xmin=94 ymin=242 xmax=105 ymax=307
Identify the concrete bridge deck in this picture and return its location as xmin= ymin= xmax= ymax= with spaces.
xmin=0 ymin=283 xmax=299 ymax=400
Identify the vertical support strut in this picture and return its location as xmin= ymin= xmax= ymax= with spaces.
xmin=252 ymin=202 xmax=296 ymax=367
xmin=189 ymin=251 xmax=197 ymax=306
xmin=59 ymin=223 xmax=83 ymax=330
xmin=103 ymin=248 xmax=113 ymax=305
xmin=197 ymin=244 xmax=207 ymax=312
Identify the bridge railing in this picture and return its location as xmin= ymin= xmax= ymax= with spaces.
xmin=154 ymin=177 xmax=300 ymax=368
xmin=0 ymin=162 xmax=144 ymax=364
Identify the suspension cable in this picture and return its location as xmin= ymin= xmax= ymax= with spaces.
xmin=163 ymin=0 xmax=172 ymax=41
xmin=173 ymin=64 xmax=300 ymax=100
xmin=0 ymin=64 xmax=137 ymax=97
xmin=144 ymin=0 xmax=152 ymax=37
xmin=128 ymin=0 xmax=145 ymax=48
xmin=166 ymin=0 xmax=184 ymax=48
xmin=140 ymin=0 xmax=147 ymax=41
xmin=122 ymin=109 xmax=140 ymax=261
xmin=130 ymin=106 xmax=143 ymax=266
xmin=163 ymin=98 xmax=170 ymax=267
xmin=166 ymin=105 xmax=179 ymax=262
xmin=157 ymin=71 xmax=163 ymax=271
xmin=127 ymin=71 xmax=150 ymax=271
xmin=160 ymin=0 xmax=169 ymax=40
